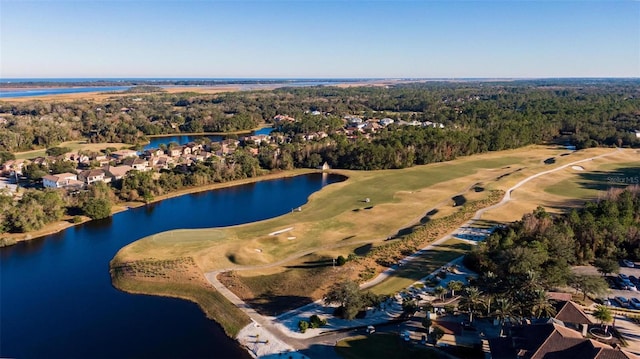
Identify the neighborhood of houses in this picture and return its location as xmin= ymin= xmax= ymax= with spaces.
xmin=1 ymin=113 xmax=446 ymax=192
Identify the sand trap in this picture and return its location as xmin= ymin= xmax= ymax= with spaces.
xmin=287 ymin=237 xmax=296 ymax=240
xmin=268 ymin=227 xmax=293 ymax=236
xmin=572 ymin=165 xmax=585 ymax=171
xmin=255 ymin=248 xmax=262 ymax=253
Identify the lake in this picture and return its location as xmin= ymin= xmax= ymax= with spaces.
xmin=0 ymin=172 xmax=345 ymax=358
xmin=143 ymin=127 xmax=273 ymax=150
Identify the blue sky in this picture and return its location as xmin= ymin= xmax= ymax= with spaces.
xmin=1 ymin=0 xmax=638 ymax=78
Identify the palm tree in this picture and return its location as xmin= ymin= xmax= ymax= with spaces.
xmin=459 ymin=286 xmax=485 ymax=323
xmin=592 ymin=305 xmax=613 ymax=334
xmin=493 ymin=298 xmax=517 ymax=336
xmin=447 ymin=280 xmax=464 ymax=297
xmin=530 ymin=290 xmax=556 ymax=319
xmin=434 ymin=286 xmax=446 ymax=302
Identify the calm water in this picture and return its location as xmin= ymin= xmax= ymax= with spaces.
xmin=0 ymin=173 xmax=344 ymax=358
xmin=0 ymin=86 xmax=130 ymax=98
xmin=144 ymin=127 xmax=273 ymax=150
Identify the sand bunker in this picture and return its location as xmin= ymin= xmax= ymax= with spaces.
xmin=268 ymin=227 xmax=293 ymax=236
xmin=571 ymin=166 xmax=585 ymax=171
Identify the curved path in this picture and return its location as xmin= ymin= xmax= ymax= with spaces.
xmin=361 ymin=149 xmax=620 ymax=289
xmin=204 ymin=148 xmax=621 ymax=356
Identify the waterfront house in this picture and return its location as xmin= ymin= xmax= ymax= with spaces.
xmin=110 ymin=149 xmax=138 ymax=161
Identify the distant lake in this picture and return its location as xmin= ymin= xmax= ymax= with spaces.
xmin=0 ymin=86 xmax=130 ymax=98
xmin=0 ymin=172 xmax=345 ymax=358
xmin=144 ymin=127 xmax=273 ymax=150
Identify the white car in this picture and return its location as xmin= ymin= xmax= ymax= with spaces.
xmin=623 ymin=259 xmax=635 ymax=268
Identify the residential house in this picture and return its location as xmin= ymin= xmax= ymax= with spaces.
xmin=78 ymin=169 xmax=110 ymax=185
xmin=102 ymin=165 xmax=132 ymax=181
xmin=143 ymin=148 xmax=164 ymax=158
xmin=218 ymin=139 xmax=239 ymax=156
xmin=168 ymin=148 xmax=182 ymax=157
xmin=122 ymin=157 xmax=149 ymax=171
xmin=5 ymin=159 xmax=26 ymax=176
xmin=110 ymin=149 xmax=138 ymax=161
xmin=273 ymin=115 xmax=295 ymax=123
xmin=42 ymin=173 xmax=80 ymax=189
xmin=379 ymin=118 xmax=395 ymax=126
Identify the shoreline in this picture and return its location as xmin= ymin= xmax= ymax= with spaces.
xmin=1 ymin=168 xmax=331 ymax=246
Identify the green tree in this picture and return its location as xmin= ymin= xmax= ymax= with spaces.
xmin=422 ymin=316 xmax=432 ymax=331
xmin=447 ymin=280 xmax=464 ymax=297
xmin=324 ymin=280 xmax=379 ymax=320
xmin=592 ymin=305 xmax=613 ymax=334
xmin=458 ymin=286 xmax=485 ymax=323
xmin=529 ymin=290 xmax=556 ymax=318
xmin=594 ymin=257 xmax=620 ymax=277
xmin=434 ymin=286 xmax=446 ymax=301
xmin=82 ymin=198 xmax=112 ymax=220
xmin=45 ymin=146 xmax=71 ymax=157
xmin=430 ymin=326 xmax=445 ymax=345
xmin=571 ymin=275 xmax=609 ymax=300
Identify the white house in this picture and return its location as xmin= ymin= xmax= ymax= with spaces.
xmin=379 ymin=118 xmax=394 ymax=126
xmin=42 ymin=173 xmax=79 ymax=188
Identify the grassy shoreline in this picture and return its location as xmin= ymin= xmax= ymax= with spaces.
xmin=1 ymin=168 xmax=322 ymax=245
xmin=110 ymin=256 xmax=251 ymax=338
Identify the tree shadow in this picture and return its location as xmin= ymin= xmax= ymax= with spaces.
xmin=355 ymin=243 xmax=373 ymax=256
xmin=246 ymin=294 xmax=315 ymax=316
xmin=452 ymin=195 xmax=466 ymax=207
xmin=285 ymin=259 xmax=333 ymax=269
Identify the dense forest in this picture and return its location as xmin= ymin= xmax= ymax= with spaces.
xmin=460 ymin=187 xmax=639 ymax=317
xmin=466 ymin=186 xmax=640 ymax=286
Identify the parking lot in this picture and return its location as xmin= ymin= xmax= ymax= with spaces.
xmin=573 ymin=263 xmax=640 ymax=309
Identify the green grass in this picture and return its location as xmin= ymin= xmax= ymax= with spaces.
xmin=116 ymin=152 xmax=527 ymax=270
xmin=335 ymin=333 xmax=437 ymax=359
xmin=370 ymin=238 xmax=473 ymax=296
xmin=545 ymin=162 xmax=640 ymax=199
xmin=112 ymin=272 xmax=250 ymax=338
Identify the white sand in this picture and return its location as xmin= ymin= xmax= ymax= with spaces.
xmin=236 ymin=322 xmax=308 ymax=359
xmin=268 ymin=227 xmax=294 ymax=236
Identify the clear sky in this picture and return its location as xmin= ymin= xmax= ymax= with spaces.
xmin=1 ymin=0 xmax=638 ymax=78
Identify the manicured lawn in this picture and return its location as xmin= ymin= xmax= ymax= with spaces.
xmin=116 ymin=149 xmax=540 ymax=270
xmin=335 ymin=333 xmax=437 ymax=359
xmin=545 ymin=161 xmax=640 ymax=199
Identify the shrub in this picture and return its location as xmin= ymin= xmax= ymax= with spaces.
xmin=298 ymin=320 xmax=309 ymax=333
xmin=72 ymin=216 xmax=83 ymax=224
xmin=309 ymin=314 xmax=327 ymax=328
xmin=336 ymin=255 xmax=347 ymax=266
